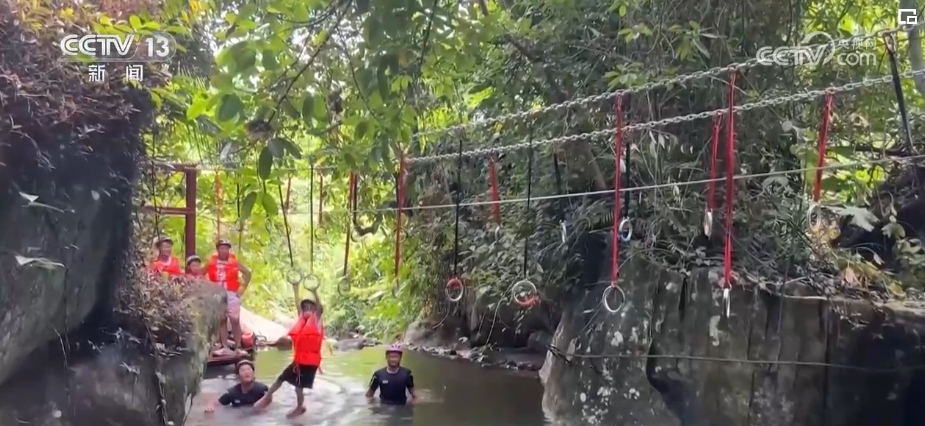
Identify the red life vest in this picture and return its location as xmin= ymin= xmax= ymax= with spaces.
xmin=206 ymin=253 xmax=241 ymax=292
xmin=289 ymin=314 xmax=324 ymax=366
xmin=151 ymin=256 xmax=182 ymax=276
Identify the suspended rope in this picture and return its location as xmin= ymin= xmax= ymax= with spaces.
xmin=552 ymin=153 xmax=567 ymax=243
xmin=279 ymin=174 xmax=305 ymax=288
xmin=622 ymin=116 xmax=632 ymax=239
xmin=308 ymin=164 xmax=317 ymax=284
xmin=215 ymin=171 xmax=223 ymax=239
xmin=721 ymin=71 xmax=737 ymax=318
xmin=393 ymin=151 xmax=407 ymax=297
xmin=884 ymin=33 xmax=923 ymax=194
xmin=318 ymin=171 xmax=325 ymax=224
xmin=444 ymin=139 xmax=465 ymax=302
xmin=339 ymin=172 xmax=357 ymax=294
xmin=488 ymin=153 xmax=502 ymax=238
xmin=603 ymin=94 xmax=627 ymax=313
xmin=808 ymin=92 xmax=834 ymax=229
xmin=704 ymin=115 xmax=722 ymax=237
xmin=512 ymin=136 xmax=538 ymax=308
xmin=235 ymin=178 xmax=245 ymax=250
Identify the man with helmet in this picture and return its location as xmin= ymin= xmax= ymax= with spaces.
xmin=366 ymin=344 xmax=417 ymax=405
xmin=206 ymin=239 xmax=252 ymax=355
xmin=185 ymin=255 xmax=204 ymax=277
xmin=150 ymin=236 xmax=182 ymax=277
xmin=204 ymin=360 xmax=268 ymax=412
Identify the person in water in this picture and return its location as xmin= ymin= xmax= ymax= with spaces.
xmin=206 ymin=239 xmax=252 ymax=355
xmin=185 ymin=255 xmax=204 ymax=277
xmin=366 ymin=344 xmax=417 ymax=405
xmin=254 ymin=298 xmax=325 ymax=418
xmin=150 ymin=236 xmax=182 ymax=277
xmin=204 ymin=360 xmax=268 ymax=412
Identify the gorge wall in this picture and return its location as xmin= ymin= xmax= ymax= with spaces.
xmin=540 ymin=251 xmax=925 ymax=426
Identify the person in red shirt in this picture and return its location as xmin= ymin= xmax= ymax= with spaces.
xmin=206 ymin=239 xmax=251 ymax=355
xmin=150 ymin=236 xmax=182 ymax=277
xmin=253 ymin=298 xmax=325 ymax=418
xmin=185 ymin=255 xmax=204 ymax=277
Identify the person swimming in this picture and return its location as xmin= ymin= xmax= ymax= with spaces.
xmin=204 ymin=360 xmax=268 ymax=412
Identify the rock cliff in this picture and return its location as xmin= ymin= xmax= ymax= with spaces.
xmin=541 ymin=252 xmax=925 ymax=426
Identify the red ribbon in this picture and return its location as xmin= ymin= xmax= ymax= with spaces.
xmin=723 ymin=72 xmax=737 ymax=289
xmin=394 ymin=153 xmax=406 ymax=281
xmin=707 ymin=115 xmax=722 ymax=212
xmin=488 ymin=154 xmax=501 ymax=225
xmin=343 ymin=172 xmax=357 ymax=278
xmin=813 ymin=93 xmax=834 ymax=202
xmin=611 ymin=95 xmax=624 ymax=287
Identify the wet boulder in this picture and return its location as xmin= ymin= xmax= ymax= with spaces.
xmin=541 ymin=254 xmax=925 ymax=426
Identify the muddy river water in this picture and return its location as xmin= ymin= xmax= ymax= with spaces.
xmin=185 ymin=346 xmax=550 ymax=426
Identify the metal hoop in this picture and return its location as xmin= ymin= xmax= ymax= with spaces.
xmin=559 ymin=221 xmax=567 ymax=243
xmin=722 ymin=287 xmax=731 ymax=318
xmin=602 ymin=285 xmax=626 ymax=313
xmin=618 ymin=218 xmax=633 ymax=242
xmin=337 ymin=275 xmax=350 ymax=294
xmin=703 ymin=209 xmax=713 ymax=237
xmin=492 ymin=226 xmax=502 ymax=240
xmin=302 ymin=274 xmax=320 ymax=291
xmin=285 ymin=269 xmax=304 ymax=286
xmin=444 ymin=277 xmax=464 ymax=302
xmin=807 ymin=202 xmax=823 ymax=230
xmin=511 ymin=280 xmax=538 ymax=307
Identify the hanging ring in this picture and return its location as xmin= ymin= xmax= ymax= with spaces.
xmin=722 ymin=287 xmax=731 ymax=318
xmin=807 ymin=202 xmax=823 ymax=230
xmin=511 ymin=280 xmax=538 ymax=308
xmin=618 ymin=218 xmax=633 ymax=242
xmin=559 ymin=221 xmax=567 ymax=243
xmin=444 ymin=277 xmax=464 ymax=302
xmin=493 ymin=226 xmax=502 ymax=240
xmin=286 ymin=269 xmax=304 ymax=286
xmin=337 ymin=274 xmax=350 ymax=294
xmin=302 ymin=274 xmax=320 ymax=291
xmin=703 ymin=209 xmax=713 ymax=237
xmin=602 ymin=285 xmax=626 ymax=313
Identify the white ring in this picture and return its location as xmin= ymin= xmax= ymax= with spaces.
xmin=618 ymin=218 xmax=633 ymax=241
xmin=807 ymin=202 xmax=821 ymax=230
xmin=511 ymin=280 xmax=538 ymax=306
xmin=493 ymin=226 xmax=502 ymax=239
xmin=722 ymin=287 xmax=731 ymax=318
xmin=445 ymin=278 xmax=464 ymax=302
xmin=302 ymin=274 xmax=320 ymax=290
xmin=560 ymin=221 xmax=567 ymax=243
xmin=337 ymin=275 xmax=350 ymax=294
xmin=703 ymin=209 xmax=713 ymax=237
xmin=286 ymin=269 xmax=303 ymax=285
xmin=602 ymin=286 xmax=626 ymax=313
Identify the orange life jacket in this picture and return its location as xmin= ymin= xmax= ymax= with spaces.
xmin=206 ymin=253 xmax=241 ymax=292
xmin=151 ymin=256 xmax=182 ymax=276
xmin=289 ymin=314 xmax=324 ymax=366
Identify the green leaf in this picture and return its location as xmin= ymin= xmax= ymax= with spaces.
xmin=234 ymin=45 xmax=257 ymax=71
xmin=260 ymin=190 xmax=279 ymax=216
xmin=257 ymin=146 xmax=273 ymax=179
xmin=187 ymin=96 xmax=209 ymax=120
xmin=354 ymin=119 xmax=370 ymax=140
xmin=262 ymin=52 xmax=278 ymax=70
xmin=240 ymin=192 xmax=258 ymax=220
xmin=216 ymin=94 xmax=243 ymax=122
xmin=129 ymin=15 xmax=142 ymax=30
xmin=301 ymin=95 xmax=316 ymax=124
xmin=269 ymin=137 xmax=302 ymax=159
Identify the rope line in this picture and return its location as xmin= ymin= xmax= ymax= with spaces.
xmin=394 ymin=151 xmax=406 ymax=286
xmin=722 ymin=71 xmax=736 ymax=291
xmin=407 ymin=70 xmax=925 ymax=163
xmin=342 ymin=172 xmax=356 ymax=279
xmin=408 ymin=24 xmax=921 ymax=142
xmin=488 ymin=154 xmax=502 ymax=225
xmin=215 ymin=171 xmax=222 ymax=239
xmin=309 ymin=165 xmax=315 ymax=276
xmin=813 ymin=93 xmax=834 ymax=202
xmin=522 ymin=138 xmax=534 ymax=277
xmin=707 ymin=115 xmax=721 ymax=213
xmin=452 ymin=138 xmax=463 ymax=277
xmin=611 ymin=95 xmax=625 ymax=288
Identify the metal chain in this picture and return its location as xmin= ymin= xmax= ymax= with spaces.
xmin=408 ymin=69 xmax=925 ymax=164
xmin=409 ymin=24 xmax=923 ymax=143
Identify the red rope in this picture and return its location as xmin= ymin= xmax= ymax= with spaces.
xmin=813 ymin=92 xmax=834 ymax=202
xmin=723 ymin=72 xmax=737 ymax=289
xmin=343 ymin=172 xmax=356 ymax=278
xmin=215 ymin=172 xmax=222 ymax=238
xmin=611 ymin=94 xmax=625 ymax=287
xmin=318 ymin=173 xmax=324 ymax=224
xmin=395 ymin=153 xmax=406 ymax=281
xmin=488 ymin=154 xmax=501 ymax=225
xmin=707 ymin=115 xmax=722 ymax=212
xmin=284 ymin=175 xmax=293 ymax=211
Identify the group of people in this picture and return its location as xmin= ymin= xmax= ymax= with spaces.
xmin=148 ymin=235 xmax=252 ymax=356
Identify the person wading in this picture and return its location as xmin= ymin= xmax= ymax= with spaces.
xmin=150 ymin=236 xmax=182 ymax=278
xmin=206 ymin=239 xmax=252 ymax=356
xmin=204 ymin=360 xmax=268 ymax=412
xmin=366 ymin=344 xmax=417 ymax=405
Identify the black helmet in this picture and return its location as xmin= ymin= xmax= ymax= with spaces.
xmin=215 ymin=239 xmax=232 ymax=248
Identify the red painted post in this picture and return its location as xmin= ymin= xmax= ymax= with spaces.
xmin=184 ymin=168 xmax=198 ymax=258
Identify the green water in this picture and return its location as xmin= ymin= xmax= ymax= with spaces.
xmin=186 ymin=346 xmax=549 ymax=426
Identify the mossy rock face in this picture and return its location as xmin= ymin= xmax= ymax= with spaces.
xmin=0 ymin=282 xmax=225 ymax=426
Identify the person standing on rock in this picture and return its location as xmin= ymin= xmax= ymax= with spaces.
xmin=253 ymin=298 xmax=326 ymax=418
xmin=206 ymin=239 xmax=252 ymax=356
xmin=204 ymin=360 xmax=268 ymax=412
xmin=366 ymin=344 xmax=418 ymax=405
xmin=150 ymin=236 xmax=182 ymax=278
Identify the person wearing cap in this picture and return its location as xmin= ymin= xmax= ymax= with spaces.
xmin=206 ymin=239 xmax=252 ymax=355
xmin=253 ymin=298 xmax=326 ymax=418
xmin=185 ymin=255 xmax=204 ymax=277
xmin=204 ymin=360 xmax=268 ymax=412
xmin=366 ymin=344 xmax=417 ymax=405
xmin=150 ymin=236 xmax=182 ymax=277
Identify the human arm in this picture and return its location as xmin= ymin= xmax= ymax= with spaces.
xmin=365 ymin=373 xmax=380 ymax=400
xmin=406 ymin=371 xmax=417 ymax=403
xmin=205 ymin=391 xmax=233 ymax=412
